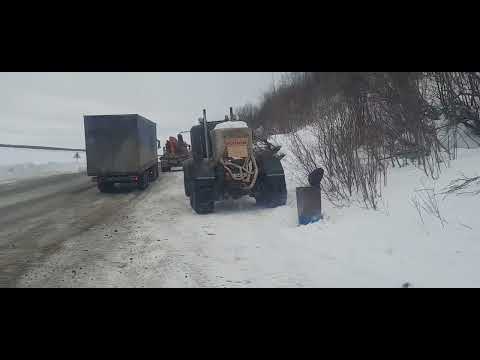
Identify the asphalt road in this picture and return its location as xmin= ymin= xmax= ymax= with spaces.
xmin=0 ymin=172 xmax=148 ymax=287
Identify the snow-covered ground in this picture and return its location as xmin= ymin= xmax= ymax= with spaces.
xmin=12 ymin=133 xmax=480 ymax=288
xmin=0 ymin=148 xmax=86 ymax=183
xmin=123 ymin=142 xmax=480 ymax=287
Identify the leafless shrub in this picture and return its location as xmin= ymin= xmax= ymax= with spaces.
xmin=441 ymin=174 xmax=480 ymax=196
xmin=237 ymin=72 xmax=480 ymax=210
xmin=411 ymin=186 xmax=448 ymax=228
xmin=428 ymin=72 xmax=480 ymax=136
xmin=410 ymin=196 xmax=426 ymax=226
xmin=285 ymin=99 xmax=385 ymax=209
xmin=281 ymin=72 xmax=446 ymax=209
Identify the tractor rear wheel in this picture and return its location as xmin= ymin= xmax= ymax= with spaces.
xmin=190 ymin=181 xmax=214 ymax=214
xmin=183 ymin=163 xmax=191 ymax=197
xmin=184 ymin=176 xmax=191 ymax=197
xmin=255 ymin=176 xmax=287 ymax=208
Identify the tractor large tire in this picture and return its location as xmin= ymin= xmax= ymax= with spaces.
xmin=255 ymin=176 xmax=287 ymax=208
xmin=190 ymin=180 xmax=214 ymax=214
xmin=183 ymin=163 xmax=191 ymax=197
xmin=189 ymin=185 xmax=195 ymax=208
xmin=184 ymin=176 xmax=191 ymax=197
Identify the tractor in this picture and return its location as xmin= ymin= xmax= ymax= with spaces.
xmin=183 ymin=108 xmax=287 ymax=214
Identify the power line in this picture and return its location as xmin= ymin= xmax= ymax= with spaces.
xmin=0 ymin=144 xmax=86 ymax=152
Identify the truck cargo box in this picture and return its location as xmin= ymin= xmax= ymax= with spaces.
xmin=84 ymin=114 xmax=158 ymax=177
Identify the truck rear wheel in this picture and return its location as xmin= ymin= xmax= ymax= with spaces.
xmin=138 ymin=171 xmax=149 ymax=190
xmin=98 ymin=182 xmax=115 ymax=193
xmin=149 ymin=166 xmax=157 ymax=182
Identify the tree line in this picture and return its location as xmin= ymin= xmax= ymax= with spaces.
xmin=237 ymin=72 xmax=480 ymax=208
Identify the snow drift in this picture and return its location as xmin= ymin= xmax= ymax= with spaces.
xmin=120 ymin=132 xmax=480 ymax=287
xmin=0 ymin=148 xmax=86 ymax=183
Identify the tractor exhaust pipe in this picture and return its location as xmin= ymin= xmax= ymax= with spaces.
xmin=203 ymin=109 xmax=210 ymax=159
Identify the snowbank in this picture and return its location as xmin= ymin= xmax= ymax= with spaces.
xmin=0 ymin=161 xmax=86 ymax=183
xmin=0 ymin=147 xmax=86 ymax=166
xmin=0 ymin=148 xmax=86 ymax=183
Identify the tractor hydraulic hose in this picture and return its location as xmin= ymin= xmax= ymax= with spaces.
xmin=221 ymin=154 xmax=258 ymax=190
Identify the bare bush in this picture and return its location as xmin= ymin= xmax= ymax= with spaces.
xmin=411 ymin=186 xmax=448 ymax=228
xmin=429 ymin=72 xmax=480 ymax=136
xmin=410 ymin=195 xmax=426 ymax=226
xmin=442 ymin=174 xmax=480 ymax=196
xmin=282 ymin=72 xmax=445 ymax=209
xmin=237 ymin=72 xmax=480 ymax=210
xmin=235 ymin=103 xmax=258 ymax=127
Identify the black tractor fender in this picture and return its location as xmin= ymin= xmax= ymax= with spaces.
xmin=254 ymin=155 xmax=287 ymax=206
xmin=256 ymin=154 xmax=286 ymax=177
xmin=184 ymin=158 xmax=216 ymax=181
xmin=183 ymin=158 xmax=193 ymax=180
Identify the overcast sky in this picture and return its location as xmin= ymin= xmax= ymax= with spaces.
xmin=0 ymin=72 xmax=275 ymax=149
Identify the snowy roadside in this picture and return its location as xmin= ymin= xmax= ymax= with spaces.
xmin=0 ymin=162 xmax=86 ymax=184
xmin=14 ymin=143 xmax=480 ymax=288
xmin=127 ymin=148 xmax=480 ymax=288
xmin=0 ymin=148 xmax=86 ymax=184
